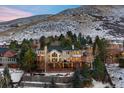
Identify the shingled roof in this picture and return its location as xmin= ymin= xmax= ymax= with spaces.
xmin=47 ymin=45 xmax=80 ymax=52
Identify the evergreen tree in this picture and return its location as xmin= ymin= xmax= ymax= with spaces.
xmin=59 ymin=34 xmax=65 ymax=41
xmin=81 ymin=64 xmax=91 ymax=79
xmin=9 ymin=40 xmax=19 ymax=51
xmin=93 ymin=36 xmax=108 ymax=62
xmin=81 ymin=37 xmax=87 ymax=46
xmin=61 ymin=38 xmax=72 ymax=49
xmin=50 ymin=77 xmax=57 ymax=88
xmin=78 ymin=33 xmax=82 ymax=42
xmin=72 ymin=69 xmax=81 ymax=88
xmin=93 ymin=36 xmax=100 ymax=56
xmin=0 ymin=77 xmax=5 ymax=88
xmin=17 ymin=39 xmax=32 ymax=69
xmin=67 ymin=31 xmax=73 ymax=39
xmin=92 ymin=56 xmax=105 ymax=81
xmin=39 ymin=36 xmax=46 ymax=49
xmin=23 ymin=48 xmax=36 ymax=72
xmin=3 ymin=66 xmax=13 ymax=88
xmin=80 ymin=64 xmax=92 ymax=87
xmin=18 ymin=41 xmax=36 ymax=73
xmin=86 ymin=35 xmax=92 ymax=44
xmin=73 ymin=33 xmax=77 ymax=43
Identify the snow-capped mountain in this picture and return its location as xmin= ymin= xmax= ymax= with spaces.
xmin=0 ymin=6 xmax=124 ymax=43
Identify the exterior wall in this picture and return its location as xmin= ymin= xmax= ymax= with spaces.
xmin=108 ymin=44 xmax=123 ymax=51
xmin=62 ymin=50 xmax=82 ymax=62
xmin=36 ymin=50 xmax=45 ymax=62
xmin=61 ymin=51 xmax=71 ymax=61
xmin=36 ymin=50 xmax=45 ymax=70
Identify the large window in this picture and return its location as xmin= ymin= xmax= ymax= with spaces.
xmin=52 ymin=58 xmax=57 ymax=62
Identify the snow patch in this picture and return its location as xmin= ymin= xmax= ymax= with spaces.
xmin=0 ymin=68 xmax=24 ymax=83
xmin=106 ymin=64 xmax=124 ymax=88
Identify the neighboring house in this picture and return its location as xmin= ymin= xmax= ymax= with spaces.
xmin=106 ymin=40 xmax=124 ymax=64
xmin=0 ymin=42 xmax=9 ymax=48
xmin=32 ymin=39 xmax=41 ymax=49
xmin=0 ymin=48 xmax=17 ymax=66
xmin=0 ymin=42 xmax=7 ymax=48
xmin=36 ymin=45 xmax=94 ymax=71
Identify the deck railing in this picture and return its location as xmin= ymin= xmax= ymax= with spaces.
xmin=0 ymin=57 xmax=17 ymax=64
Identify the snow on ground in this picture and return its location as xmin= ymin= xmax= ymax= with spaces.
xmin=43 ymin=72 xmax=74 ymax=77
xmin=92 ymin=79 xmax=112 ymax=88
xmin=0 ymin=68 xmax=24 ymax=83
xmin=106 ymin=64 xmax=124 ymax=88
xmin=22 ymin=81 xmax=49 ymax=84
xmin=25 ymin=72 xmax=74 ymax=77
xmin=22 ymin=81 xmax=67 ymax=85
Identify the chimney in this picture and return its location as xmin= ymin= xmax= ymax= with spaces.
xmin=72 ymin=45 xmax=74 ymax=50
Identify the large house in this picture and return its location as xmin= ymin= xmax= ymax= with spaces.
xmin=36 ymin=45 xmax=94 ymax=72
xmin=106 ymin=40 xmax=124 ymax=64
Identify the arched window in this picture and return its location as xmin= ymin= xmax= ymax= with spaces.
xmin=52 ymin=52 xmax=57 ymax=57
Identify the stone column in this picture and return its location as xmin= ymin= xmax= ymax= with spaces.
xmin=53 ymin=63 xmax=55 ymax=69
xmin=80 ymin=62 xmax=82 ymax=68
xmin=71 ymin=62 xmax=73 ymax=68
xmin=44 ymin=46 xmax=48 ymax=73
xmin=62 ymin=62 xmax=64 ymax=68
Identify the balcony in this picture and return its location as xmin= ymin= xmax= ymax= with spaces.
xmin=0 ymin=57 xmax=17 ymax=64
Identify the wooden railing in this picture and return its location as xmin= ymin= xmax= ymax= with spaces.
xmin=0 ymin=57 xmax=17 ymax=64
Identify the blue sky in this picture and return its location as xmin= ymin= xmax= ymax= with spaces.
xmin=0 ymin=5 xmax=79 ymax=22
xmin=7 ymin=5 xmax=79 ymax=15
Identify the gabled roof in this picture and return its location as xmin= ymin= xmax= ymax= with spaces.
xmin=0 ymin=48 xmax=17 ymax=57
xmin=3 ymin=50 xmax=17 ymax=57
xmin=48 ymin=46 xmax=80 ymax=52
xmin=48 ymin=46 xmax=63 ymax=52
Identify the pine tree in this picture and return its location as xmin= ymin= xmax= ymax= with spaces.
xmin=93 ymin=56 xmax=105 ymax=81
xmin=80 ymin=64 xmax=92 ymax=87
xmin=93 ymin=36 xmax=108 ymax=62
xmin=81 ymin=64 xmax=91 ymax=79
xmin=23 ymin=48 xmax=36 ymax=73
xmin=3 ymin=66 xmax=13 ymax=88
xmin=50 ymin=77 xmax=57 ymax=88
xmin=9 ymin=40 xmax=19 ymax=51
xmin=67 ymin=31 xmax=73 ymax=39
xmin=39 ymin=36 xmax=46 ymax=49
xmin=72 ymin=69 xmax=81 ymax=88
xmin=81 ymin=37 xmax=87 ymax=46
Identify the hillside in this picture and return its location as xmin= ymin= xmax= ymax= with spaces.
xmin=0 ymin=5 xmax=124 ymax=43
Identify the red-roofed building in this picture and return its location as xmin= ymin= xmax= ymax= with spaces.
xmin=3 ymin=50 xmax=17 ymax=58
xmin=0 ymin=48 xmax=17 ymax=67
